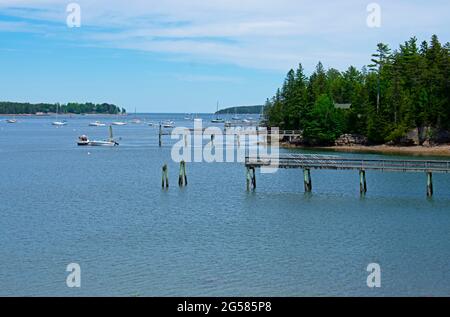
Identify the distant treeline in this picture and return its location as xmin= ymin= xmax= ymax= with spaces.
xmin=216 ymin=105 xmax=263 ymax=115
xmin=264 ymin=35 xmax=450 ymax=145
xmin=0 ymin=102 xmax=126 ymax=114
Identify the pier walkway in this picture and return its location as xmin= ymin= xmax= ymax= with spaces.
xmin=245 ymin=154 xmax=450 ymax=196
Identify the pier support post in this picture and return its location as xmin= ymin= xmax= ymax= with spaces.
xmin=251 ymin=167 xmax=256 ymax=189
xmin=178 ymin=160 xmax=187 ymax=187
xmin=246 ymin=167 xmax=251 ymax=191
xmin=303 ymin=169 xmax=312 ymax=192
xmin=159 ymin=124 xmax=162 ymax=147
xmin=359 ymin=170 xmax=367 ymax=195
xmin=427 ymin=172 xmax=433 ymax=197
xmin=246 ymin=167 xmax=256 ymax=190
xmin=162 ymin=164 xmax=169 ymax=188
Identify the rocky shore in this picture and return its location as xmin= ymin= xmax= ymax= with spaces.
xmin=281 ymin=132 xmax=450 ymax=157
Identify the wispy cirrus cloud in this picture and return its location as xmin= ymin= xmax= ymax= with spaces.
xmin=1 ymin=0 xmax=449 ymax=71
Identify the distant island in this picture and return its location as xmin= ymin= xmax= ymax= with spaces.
xmin=0 ymin=101 xmax=126 ymax=115
xmin=216 ymin=105 xmax=264 ymax=115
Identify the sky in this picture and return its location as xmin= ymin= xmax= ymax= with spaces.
xmin=0 ymin=0 xmax=449 ymax=113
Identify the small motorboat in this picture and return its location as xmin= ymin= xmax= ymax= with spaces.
xmin=162 ymin=120 xmax=175 ymax=128
xmin=52 ymin=121 xmax=67 ymax=126
xmin=77 ymin=126 xmax=119 ymax=147
xmin=6 ymin=119 xmax=18 ymax=123
xmin=89 ymin=121 xmax=106 ymax=127
xmin=77 ymin=135 xmax=90 ymax=146
xmin=130 ymin=119 xmax=142 ymax=124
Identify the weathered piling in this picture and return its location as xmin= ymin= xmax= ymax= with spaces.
xmin=427 ymin=172 xmax=433 ymax=197
xmin=303 ymin=169 xmax=312 ymax=192
xmin=359 ymin=170 xmax=367 ymax=195
xmin=162 ymin=164 xmax=169 ymax=188
xmin=246 ymin=167 xmax=256 ymax=190
xmin=251 ymin=167 xmax=256 ymax=189
xmin=159 ymin=124 xmax=162 ymax=147
xmin=178 ymin=160 xmax=188 ymax=187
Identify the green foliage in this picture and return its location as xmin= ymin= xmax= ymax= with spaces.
xmin=216 ymin=105 xmax=264 ymax=115
xmin=303 ymin=95 xmax=345 ymax=145
xmin=0 ymin=102 xmax=123 ymax=115
xmin=265 ymin=35 xmax=450 ymax=145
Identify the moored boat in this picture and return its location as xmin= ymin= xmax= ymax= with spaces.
xmin=77 ymin=126 xmax=119 ymax=146
xmin=89 ymin=121 xmax=106 ymax=127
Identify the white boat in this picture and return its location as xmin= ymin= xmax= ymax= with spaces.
xmin=89 ymin=121 xmax=106 ymax=127
xmin=52 ymin=105 xmax=67 ymax=126
xmin=211 ymin=102 xmax=224 ymax=123
xmin=6 ymin=119 xmax=17 ymax=123
xmin=77 ymin=126 xmax=119 ymax=147
xmin=111 ymin=121 xmax=127 ymax=126
xmin=130 ymin=108 xmax=141 ymax=124
xmin=52 ymin=121 xmax=67 ymax=126
xmin=162 ymin=120 xmax=175 ymax=128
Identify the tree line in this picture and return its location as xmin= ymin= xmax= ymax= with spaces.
xmin=216 ymin=105 xmax=263 ymax=115
xmin=264 ymin=35 xmax=450 ymax=145
xmin=0 ymin=102 xmax=126 ymax=115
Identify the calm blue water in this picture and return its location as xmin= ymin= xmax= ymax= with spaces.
xmin=1 ymin=113 xmax=449 ymax=296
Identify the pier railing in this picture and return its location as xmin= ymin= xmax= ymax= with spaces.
xmin=245 ymin=155 xmax=450 ymax=173
xmin=245 ymin=154 xmax=450 ymax=173
xmin=244 ymin=154 xmax=450 ymax=196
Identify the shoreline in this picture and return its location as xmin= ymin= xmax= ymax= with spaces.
xmin=282 ymin=143 xmax=450 ymax=157
xmin=0 ymin=113 xmax=127 ymax=117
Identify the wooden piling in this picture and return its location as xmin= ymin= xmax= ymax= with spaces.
xmin=162 ymin=164 xmax=169 ymax=188
xmin=159 ymin=124 xmax=162 ymax=147
xmin=251 ymin=167 xmax=256 ymax=189
xmin=246 ymin=167 xmax=251 ymax=191
xmin=304 ymin=169 xmax=312 ymax=192
xmin=359 ymin=170 xmax=367 ymax=195
xmin=178 ymin=160 xmax=187 ymax=187
xmin=427 ymin=171 xmax=433 ymax=197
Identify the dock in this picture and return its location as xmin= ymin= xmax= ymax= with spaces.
xmin=245 ymin=154 xmax=450 ymax=196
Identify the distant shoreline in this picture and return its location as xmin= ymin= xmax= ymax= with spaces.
xmin=1 ymin=113 xmax=127 ymax=116
xmin=282 ymin=143 xmax=450 ymax=157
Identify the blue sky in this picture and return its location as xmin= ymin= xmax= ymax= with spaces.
xmin=0 ymin=0 xmax=449 ymax=113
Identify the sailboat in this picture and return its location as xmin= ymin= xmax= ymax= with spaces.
xmin=77 ymin=125 xmax=119 ymax=147
xmin=112 ymin=112 xmax=127 ymax=126
xmin=211 ymin=102 xmax=224 ymax=123
xmin=130 ymin=108 xmax=141 ymax=124
xmin=52 ymin=104 xmax=67 ymax=126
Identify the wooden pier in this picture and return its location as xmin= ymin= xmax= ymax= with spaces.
xmin=245 ymin=154 xmax=450 ymax=196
